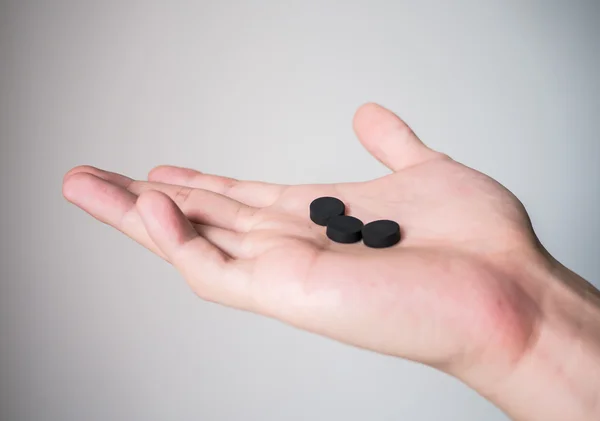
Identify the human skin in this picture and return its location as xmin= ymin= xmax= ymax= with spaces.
xmin=62 ymin=103 xmax=600 ymax=420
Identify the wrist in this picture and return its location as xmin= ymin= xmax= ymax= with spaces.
xmin=481 ymin=253 xmax=600 ymax=420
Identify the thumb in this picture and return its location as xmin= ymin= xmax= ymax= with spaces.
xmin=353 ymin=103 xmax=441 ymax=171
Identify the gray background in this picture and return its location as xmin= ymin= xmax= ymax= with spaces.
xmin=1 ymin=1 xmax=598 ymax=420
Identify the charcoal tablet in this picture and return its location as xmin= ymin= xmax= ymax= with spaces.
xmin=362 ymin=220 xmax=401 ymax=248
xmin=309 ymin=197 xmax=345 ymax=226
xmin=326 ymin=215 xmax=364 ymax=244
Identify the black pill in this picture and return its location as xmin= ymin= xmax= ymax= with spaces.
xmin=310 ymin=197 xmax=345 ymax=226
xmin=326 ymin=215 xmax=364 ymax=244
xmin=362 ymin=220 xmax=401 ymax=248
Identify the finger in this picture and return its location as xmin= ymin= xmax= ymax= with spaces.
xmin=353 ymin=103 xmax=442 ymax=172
xmin=64 ymin=165 xmax=133 ymax=187
xmin=63 ymin=171 xmax=247 ymax=259
xmin=62 ymin=172 xmax=167 ymax=260
xmin=136 ymin=190 xmax=252 ymax=307
xmin=148 ymin=165 xmax=285 ymax=207
xmin=65 ymin=167 xmax=259 ymax=232
xmin=127 ymin=181 xmax=258 ymax=232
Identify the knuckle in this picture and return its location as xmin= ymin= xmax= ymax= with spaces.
xmin=173 ymin=186 xmax=194 ymax=206
xmin=234 ymin=205 xmax=257 ymax=231
xmin=220 ymin=177 xmax=239 ymax=195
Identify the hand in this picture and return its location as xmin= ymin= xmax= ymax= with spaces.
xmin=63 ymin=103 xmax=600 ymax=420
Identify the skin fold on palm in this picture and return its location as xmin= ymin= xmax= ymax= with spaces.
xmin=62 ymin=103 xmax=552 ymax=394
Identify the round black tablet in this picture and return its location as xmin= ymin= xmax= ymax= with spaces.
xmin=362 ymin=220 xmax=401 ymax=248
xmin=309 ymin=197 xmax=345 ymax=226
xmin=326 ymin=215 xmax=364 ymax=244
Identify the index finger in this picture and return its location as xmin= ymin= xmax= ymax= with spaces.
xmin=148 ymin=166 xmax=286 ymax=208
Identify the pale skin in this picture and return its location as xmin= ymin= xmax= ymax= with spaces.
xmin=63 ymin=103 xmax=600 ymax=420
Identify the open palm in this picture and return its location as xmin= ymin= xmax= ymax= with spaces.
xmin=63 ymin=103 xmax=542 ymax=388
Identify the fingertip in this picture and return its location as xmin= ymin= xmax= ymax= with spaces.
xmin=136 ymin=190 xmax=198 ymax=247
xmin=148 ymin=165 xmax=199 ymax=181
xmin=352 ymin=102 xmax=441 ymax=171
xmin=353 ymin=102 xmax=388 ymax=126
xmin=353 ymin=102 xmax=401 ymax=134
xmin=62 ymin=171 xmax=94 ymax=203
xmin=136 ymin=190 xmax=170 ymax=219
xmin=64 ymin=165 xmax=133 ymax=189
xmin=63 ymin=165 xmax=97 ymax=184
xmin=62 ymin=172 xmax=78 ymax=202
xmin=354 ymin=102 xmax=384 ymax=121
xmin=136 ymin=190 xmax=171 ymax=231
xmin=147 ymin=165 xmax=168 ymax=180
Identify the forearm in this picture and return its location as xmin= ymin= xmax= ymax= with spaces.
xmin=486 ymin=260 xmax=600 ymax=420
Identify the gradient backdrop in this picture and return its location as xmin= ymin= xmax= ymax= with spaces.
xmin=1 ymin=1 xmax=598 ymax=420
